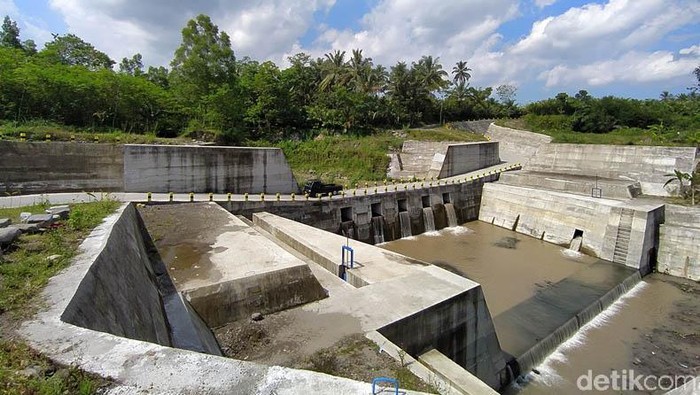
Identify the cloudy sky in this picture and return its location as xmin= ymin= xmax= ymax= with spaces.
xmin=3 ymin=0 xmax=699 ymax=102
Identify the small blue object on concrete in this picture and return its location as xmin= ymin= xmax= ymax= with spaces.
xmin=372 ymin=377 xmax=399 ymax=395
xmin=341 ymin=245 xmax=354 ymax=269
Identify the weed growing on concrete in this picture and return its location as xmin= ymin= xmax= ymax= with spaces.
xmin=0 ymin=200 xmax=119 ymax=394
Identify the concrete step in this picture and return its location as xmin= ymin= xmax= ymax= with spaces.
xmin=418 ymin=349 xmax=498 ymax=395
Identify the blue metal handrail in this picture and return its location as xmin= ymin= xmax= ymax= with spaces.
xmin=372 ymin=377 xmax=399 ymax=395
xmin=341 ymin=245 xmax=354 ymax=269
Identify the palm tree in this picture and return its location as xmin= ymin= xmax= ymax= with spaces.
xmin=319 ymin=50 xmax=349 ymax=92
xmin=664 ymin=170 xmax=690 ymax=200
xmin=452 ymin=61 xmax=472 ymax=86
xmin=414 ymin=55 xmax=448 ymax=92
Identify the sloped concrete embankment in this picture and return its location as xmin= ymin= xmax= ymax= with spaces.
xmin=658 ymin=205 xmax=700 ymax=281
xmin=525 ymin=144 xmax=697 ymax=197
xmin=60 ymin=203 xmax=220 ymax=354
xmin=388 ymin=140 xmax=500 ymax=180
xmin=485 ymin=124 xmax=552 ymax=165
xmin=479 ymin=183 xmax=663 ymax=274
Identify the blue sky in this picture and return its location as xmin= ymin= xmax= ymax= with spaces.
xmin=3 ymin=0 xmax=699 ymax=102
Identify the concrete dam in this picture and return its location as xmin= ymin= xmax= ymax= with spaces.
xmin=5 ymin=125 xmax=699 ymax=394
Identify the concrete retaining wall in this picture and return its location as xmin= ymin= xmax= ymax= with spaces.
xmin=61 ymin=204 xmax=171 ymax=345
xmin=0 ymin=141 xmax=123 ymax=194
xmin=438 ymin=142 xmax=500 ymax=179
xmin=658 ymin=205 xmax=700 ymax=281
xmin=485 ymin=124 xmax=552 ymax=165
xmin=0 ymin=142 xmax=298 ymax=194
xmin=123 ymin=145 xmax=297 ymax=193
xmin=526 ymin=144 xmax=697 ymax=196
xmin=479 ymin=183 xmax=663 ymax=273
xmin=378 ymin=288 xmax=506 ymax=389
xmin=221 ymin=176 xmax=497 ymax=245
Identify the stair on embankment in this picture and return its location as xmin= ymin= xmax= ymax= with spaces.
xmin=613 ymin=208 xmax=634 ymax=265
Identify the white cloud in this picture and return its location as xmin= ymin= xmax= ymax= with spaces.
xmin=0 ymin=0 xmax=18 ymax=16
xmin=48 ymin=0 xmax=334 ymax=66
xmin=296 ymin=0 xmax=520 ymax=85
xmin=538 ymin=50 xmax=700 ymax=87
xmin=680 ymin=44 xmax=700 ymax=56
xmin=534 ymin=0 xmax=557 ymax=8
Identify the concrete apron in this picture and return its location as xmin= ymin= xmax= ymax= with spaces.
xmin=18 ymin=203 xmax=434 ymax=394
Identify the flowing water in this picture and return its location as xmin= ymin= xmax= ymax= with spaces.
xmin=399 ymin=211 xmax=412 ymax=238
xmin=422 ymin=207 xmax=436 ymax=232
xmin=569 ymin=236 xmax=583 ymax=252
xmin=445 ymin=203 xmax=458 ymax=227
xmin=371 ymin=216 xmax=385 ymax=244
xmin=379 ymin=221 xmax=697 ymax=394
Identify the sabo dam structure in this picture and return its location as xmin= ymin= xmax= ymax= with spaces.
xmin=1 ymin=121 xmax=698 ymax=394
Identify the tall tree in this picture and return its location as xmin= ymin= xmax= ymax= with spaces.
xmin=452 ymin=60 xmax=472 ymax=86
xmin=414 ymin=55 xmax=448 ymax=92
xmin=119 ymin=53 xmax=144 ymax=76
xmin=319 ymin=50 xmax=349 ymax=92
xmin=0 ymin=16 xmax=21 ymax=49
xmin=170 ymin=14 xmax=237 ymax=99
xmin=40 ymin=34 xmax=114 ymax=70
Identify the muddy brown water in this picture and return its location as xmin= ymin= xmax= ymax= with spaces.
xmin=382 ymin=221 xmax=699 ymax=394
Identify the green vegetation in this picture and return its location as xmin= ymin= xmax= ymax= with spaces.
xmin=263 ymin=128 xmax=485 ymax=186
xmin=0 ymin=199 xmax=119 ymax=394
xmin=665 ymin=170 xmax=700 ymax=206
xmin=497 ymin=90 xmax=700 ymax=146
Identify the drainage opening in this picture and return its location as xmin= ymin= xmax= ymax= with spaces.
xmin=397 ymin=199 xmax=408 ymax=213
xmin=371 ymin=203 xmax=382 ymax=217
xmin=341 ymin=207 xmax=353 ymax=222
xmin=442 ymin=193 xmax=451 ymax=204
xmin=421 ymin=195 xmax=431 ymax=208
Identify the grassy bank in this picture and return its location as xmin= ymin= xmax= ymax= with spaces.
xmin=265 ymin=128 xmax=486 ymax=186
xmin=497 ymin=115 xmax=699 ymax=146
xmin=0 ymin=199 xmax=119 ymax=394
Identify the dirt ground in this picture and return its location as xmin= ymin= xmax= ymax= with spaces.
xmin=630 ymin=276 xmax=700 ymax=388
xmin=215 ymin=312 xmax=436 ymax=392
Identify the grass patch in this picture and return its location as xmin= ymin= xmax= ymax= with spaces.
xmin=300 ymin=334 xmax=437 ymax=393
xmin=0 ymin=199 xmax=119 ymax=394
xmin=0 ymin=121 xmax=191 ymax=145
xmin=272 ymin=133 xmax=404 ymax=187
xmin=496 ymin=116 xmax=699 ymax=146
xmin=254 ymin=129 xmax=485 ymax=187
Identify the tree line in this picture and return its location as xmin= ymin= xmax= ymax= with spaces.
xmin=1 ymin=14 xmax=698 ymax=143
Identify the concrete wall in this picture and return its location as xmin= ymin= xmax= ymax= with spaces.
xmin=378 ymin=288 xmax=507 ymax=389
xmin=61 ymin=204 xmax=171 ymax=345
xmin=221 ymin=176 xmax=497 ymax=245
xmin=485 ymin=124 xmax=552 ymax=165
xmin=0 ymin=142 xmax=298 ymax=194
xmin=61 ymin=203 xmax=221 ymax=354
xmin=0 ymin=141 xmax=123 ymax=194
xmin=658 ymin=205 xmax=700 ymax=281
xmin=123 ymin=145 xmax=297 ymax=193
xmin=479 ymin=183 xmax=663 ymax=273
xmin=526 ymin=144 xmax=697 ymax=196
xmin=437 ymin=142 xmax=500 ymax=179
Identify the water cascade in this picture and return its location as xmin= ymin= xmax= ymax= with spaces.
xmin=399 ymin=212 xmax=412 ymax=238
xmin=515 ymin=271 xmax=642 ymax=375
xmin=445 ymin=203 xmax=458 ymax=227
xmin=371 ymin=216 xmax=385 ymax=244
xmin=568 ymin=236 xmax=583 ymax=252
xmin=423 ymin=208 xmax=436 ymax=232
